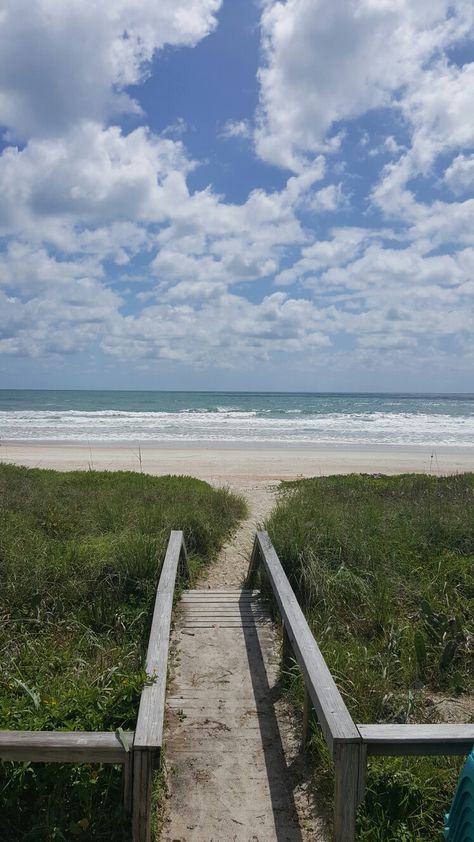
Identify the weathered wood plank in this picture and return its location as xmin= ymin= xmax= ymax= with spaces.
xmin=132 ymin=749 xmax=153 ymax=842
xmin=157 ymin=530 xmax=187 ymax=594
xmin=359 ymin=723 xmax=474 ymax=756
xmin=301 ymin=687 xmax=317 ymax=750
xmin=134 ymin=591 xmax=173 ymax=755
xmin=334 ymin=742 xmax=361 ymax=842
xmin=134 ymin=531 xmax=185 ymax=756
xmin=254 ymin=531 xmax=360 ymax=752
xmin=183 ymin=588 xmax=260 ymax=599
xmin=123 ymin=752 xmax=133 ymax=814
xmin=0 ymin=730 xmax=132 ymax=764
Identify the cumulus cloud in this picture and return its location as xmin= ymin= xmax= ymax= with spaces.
xmin=0 ymin=0 xmax=473 ymax=378
xmin=101 ymin=291 xmax=330 ymax=366
xmin=0 ymin=123 xmax=193 ymax=238
xmin=255 ymin=0 xmax=473 ymax=170
xmin=0 ymin=0 xmax=222 ymax=140
xmin=444 ymin=154 xmax=474 ymax=195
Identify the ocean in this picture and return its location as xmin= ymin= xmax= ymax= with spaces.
xmin=0 ymin=390 xmax=473 ymax=447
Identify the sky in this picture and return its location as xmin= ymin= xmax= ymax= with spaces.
xmin=0 ymin=0 xmax=473 ymax=392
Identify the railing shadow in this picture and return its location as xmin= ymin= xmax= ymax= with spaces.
xmin=239 ymin=592 xmax=305 ymax=842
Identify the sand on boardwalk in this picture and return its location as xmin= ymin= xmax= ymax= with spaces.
xmin=162 ymin=484 xmax=327 ymax=842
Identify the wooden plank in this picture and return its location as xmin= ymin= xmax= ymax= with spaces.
xmin=123 ymin=752 xmax=133 ymax=814
xmin=255 ymin=531 xmax=360 ymax=752
xmin=134 ymin=592 xmax=172 ymax=754
xmin=357 ymin=742 xmax=368 ymax=806
xmin=180 ymin=595 xmax=259 ymax=599
xmin=132 ymin=749 xmax=153 ymax=842
xmin=334 ymin=743 xmax=360 ymax=842
xmin=157 ymin=530 xmax=186 ymax=594
xmin=181 ymin=614 xmax=270 ymax=619
xmin=183 ymin=588 xmax=260 ymax=597
xmin=359 ymin=724 xmax=474 ymax=756
xmin=245 ymin=535 xmax=261 ymax=588
xmin=301 ymin=687 xmax=317 ymax=750
xmin=134 ymin=531 xmax=185 ymax=755
xmin=0 ymin=730 xmax=132 ymax=764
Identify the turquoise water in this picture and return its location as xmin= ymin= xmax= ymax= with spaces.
xmin=0 ymin=390 xmax=473 ymax=446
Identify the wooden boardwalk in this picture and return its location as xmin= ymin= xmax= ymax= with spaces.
xmin=161 ymin=589 xmax=316 ymax=842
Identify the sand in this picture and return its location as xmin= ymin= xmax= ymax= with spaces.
xmin=1 ymin=442 xmax=474 ymax=491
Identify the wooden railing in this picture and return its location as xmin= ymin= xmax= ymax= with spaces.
xmin=247 ymin=530 xmax=474 ymax=842
xmin=3 ymin=528 xmax=472 ymax=841
xmin=0 ymin=530 xmax=188 ymax=842
xmin=132 ymin=530 xmax=188 ymax=841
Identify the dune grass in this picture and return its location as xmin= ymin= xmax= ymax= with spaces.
xmin=0 ymin=463 xmax=246 ymax=841
xmin=266 ymin=473 xmax=474 ymax=842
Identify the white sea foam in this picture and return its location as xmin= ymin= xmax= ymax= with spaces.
xmin=1 ymin=408 xmax=473 ymax=445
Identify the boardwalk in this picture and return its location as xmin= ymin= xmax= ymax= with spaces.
xmin=160 ymin=482 xmax=325 ymax=842
xmin=162 ymin=590 xmax=315 ymax=841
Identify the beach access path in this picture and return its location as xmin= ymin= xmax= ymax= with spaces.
xmin=160 ymin=481 xmax=327 ymax=842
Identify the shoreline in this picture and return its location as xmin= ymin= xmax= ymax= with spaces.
xmin=1 ymin=441 xmax=474 ymax=487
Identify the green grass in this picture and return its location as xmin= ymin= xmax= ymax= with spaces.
xmin=0 ymin=463 xmax=247 ymax=841
xmin=266 ymin=473 xmax=474 ymax=842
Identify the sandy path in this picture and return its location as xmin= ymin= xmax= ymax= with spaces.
xmin=160 ymin=483 xmax=327 ymax=842
xmin=200 ymin=481 xmax=278 ymax=589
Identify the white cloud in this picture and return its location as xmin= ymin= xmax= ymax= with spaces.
xmin=219 ymin=119 xmax=251 ymax=140
xmin=0 ymin=0 xmax=473 ymax=380
xmin=444 ymin=153 xmax=474 ymax=195
xmin=0 ymin=122 xmax=193 ymax=239
xmin=255 ymin=0 xmax=473 ymax=170
xmin=0 ymin=0 xmax=222 ymax=140
xmin=102 ymin=291 xmax=331 ymax=366
xmin=0 ymin=243 xmax=121 ymax=357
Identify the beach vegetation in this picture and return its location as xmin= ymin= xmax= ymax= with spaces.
xmin=0 ymin=463 xmax=246 ymax=840
xmin=266 ymin=472 xmax=474 ymax=841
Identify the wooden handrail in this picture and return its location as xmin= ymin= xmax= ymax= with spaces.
xmin=0 ymin=730 xmax=133 ymax=763
xmin=248 ymin=531 xmax=359 ymax=752
xmin=247 ymin=530 xmax=474 ymax=841
xmin=0 ymin=531 xmax=189 ymax=842
xmin=358 ymin=724 xmax=474 ymax=756
xmin=132 ymin=530 xmax=189 ymax=842
xmin=247 ymin=530 xmax=363 ymax=841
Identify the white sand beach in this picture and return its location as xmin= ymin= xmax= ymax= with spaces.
xmin=2 ymin=441 xmax=474 ymax=490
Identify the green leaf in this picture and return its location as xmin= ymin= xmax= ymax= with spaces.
xmin=116 ymin=726 xmax=131 ymax=753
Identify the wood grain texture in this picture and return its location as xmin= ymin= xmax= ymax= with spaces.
xmin=334 ymin=743 xmax=361 ymax=842
xmin=157 ymin=530 xmax=186 ymax=594
xmin=359 ymin=723 xmax=474 ymax=755
xmin=255 ymin=531 xmax=360 ymax=752
xmin=134 ymin=589 xmax=173 ymax=755
xmin=132 ymin=749 xmax=153 ymax=842
xmin=0 ymin=730 xmax=132 ymax=764
xmin=134 ymin=531 xmax=185 ymax=755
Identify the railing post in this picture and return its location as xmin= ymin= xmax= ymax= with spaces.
xmin=333 ymin=742 xmax=360 ymax=842
xmin=282 ymin=624 xmax=294 ymax=671
xmin=245 ymin=534 xmax=260 ymax=588
xmin=357 ymin=742 xmax=367 ymax=806
xmin=132 ymin=749 xmax=153 ymax=842
xmin=302 ymin=686 xmax=316 ymax=750
xmin=123 ymin=752 xmax=133 ymax=815
xmin=179 ymin=537 xmax=190 ymax=581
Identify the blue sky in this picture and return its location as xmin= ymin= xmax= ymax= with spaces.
xmin=0 ymin=0 xmax=473 ymax=391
